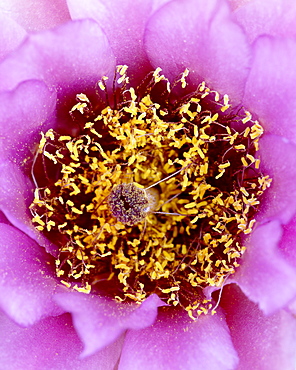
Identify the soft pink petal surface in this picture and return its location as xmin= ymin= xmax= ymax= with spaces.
xmin=243 ymin=36 xmax=296 ymax=144
xmin=0 ymin=160 xmax=58 ymax=256
xmin=234 ymin=220 xmax=296 ymax=314
xmin=0 ymin=79 xmax=56 ymax=163
xmin=118 ymin=308 xmax=238 ymax=370
xmin=0 ymin=312 xmax=123 ymax=370
xmin=221 ymin=284 xmax=296 ymax=370
xmin=0 ymin=223 xmax=64 ymax=326
xmin=257 ymin=134 xmax=296 ymax=224
xmin=0 ymin=19 xmax=116 ymax=97
xmin=67 ymin=0 xmax=170 ymax=83
xmin=288 ymin=297 xmax=296 ymax=316
xmin=0 ymin=211 xmax=10 ymax=224
xmin=228 ymin=0 xmax=252 ymax=11
xmin=0 ymin=0 xmax=70 ymax=32
xmin=278 ymin=213 xmax=296 ymax=269
xmin=233 ymin=0 xmax=296 ymax=42
xmin=0 ymin=12 xmax=26 ymax=62
xmin=55 ymin=292 xmax=165 ymax=357
xmin=144 ymin=0 xmax=250 ymax=102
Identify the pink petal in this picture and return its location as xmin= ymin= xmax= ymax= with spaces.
xmin=257 ymin=134 xmax=296 ymax=225
xmin=233 ymin=0 xmax=296 ymax=43
xmin=228 ymin=0 xmax=252 ymax=11
xmin=0 ymin=12 xmax=26 ymax=62
xmin=144 ymin=0 xmax=250 ymax=102
xmin=0 ymin=0 xmax=70 ymax=32
xmin=278 ymin=213 xmax=296 ymax=269
xmin=54 ymin=292 xmax=165 ymax=357
xmin=220 ymin=284 xmax=296 ymax=370
xmin=0 ymin=19 xmax=116 ymax=97
xmin=0 ymin=79 xmax=56 ymax=163
xmin=288 ymin=297 xmax=296 ymax=316
xmin=0 ymin=312 xmax=123 ymax=370
xmin=0 ymin=211 xmax=9 ymax=224
xmin=243 ymin=36 xmax=296 ymax=144
xmin=0 ymin=223 xmax=64 ymax=326
xmin=0 ymin=160 xmax=58 ymax=256
xmin=66 ymin=0 xmax=170 ymax=84
xmin=118 ymin=308 xmax=238 ymax=370
xmin=234 ymin=220 xmax=296 ymax=315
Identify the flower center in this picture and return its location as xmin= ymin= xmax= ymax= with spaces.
xmin=30 ymin=66 xmax=271 ymax=319
xmin=108 ymin=183 xmax=158 ymax=226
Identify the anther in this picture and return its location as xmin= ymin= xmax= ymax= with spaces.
xmin=30 ymin=66 xmax=271 ymax=318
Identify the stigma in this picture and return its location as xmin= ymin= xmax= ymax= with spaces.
xmin=108 ymin=183 xmax=159 ymax=226
xmin=30 ymin=66 xmax=272 ymax=319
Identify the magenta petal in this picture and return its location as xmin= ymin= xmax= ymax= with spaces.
xmin=0 ymin=79 xmax=57 ymax=163
xmin=258 ymin=134 xmax=296 ymax=224
xmin=0 ymin=312 xmax=123 ymax=370
xmin=66 ymin=0 xmax=169 ymax=82
xmin=0 ymin=0 xmax=70 ymax=32
xmin=0 ymin=211 xmax=10 ymax=224
xmin=0 ymin=160 xmax=57 ymax=256
xmin=54 ymin=292 xmax=165 ymax=357
xmin=234 ymin=220 xmax=296 ymax=315
xmin=288 ymin=297 xmax=296 ymax=316
xmin=0 ymin=223 xmax=64 ymax=326
xmin=0 ymin=19 xmax=115 ymax=96
xmin=243 ymin=36 xmax=296 ymax=143
xmin=144 ymin=0 xmax=250 ymax=101
xmin=118 ymin=308 xmax=238 ymax=370
xmin=278 ymin=213 xmax=296 ymax=269
xmin=234 ymin=0 xmax=296 ymax=43
xmin=221 ymin=284 xmax=296 ymax=370
xmin=0 ymin=12 xmax=26 ymax=62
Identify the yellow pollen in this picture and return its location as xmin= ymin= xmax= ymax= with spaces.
xmin=30 ymin=67 xmax=270 ymax=320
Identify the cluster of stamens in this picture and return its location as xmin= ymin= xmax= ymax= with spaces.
xmin=30 ymin=66 xmax=271 ymax=319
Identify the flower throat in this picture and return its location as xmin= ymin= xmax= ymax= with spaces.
xmin=30 ymin=66 xmax=271 ymax=319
